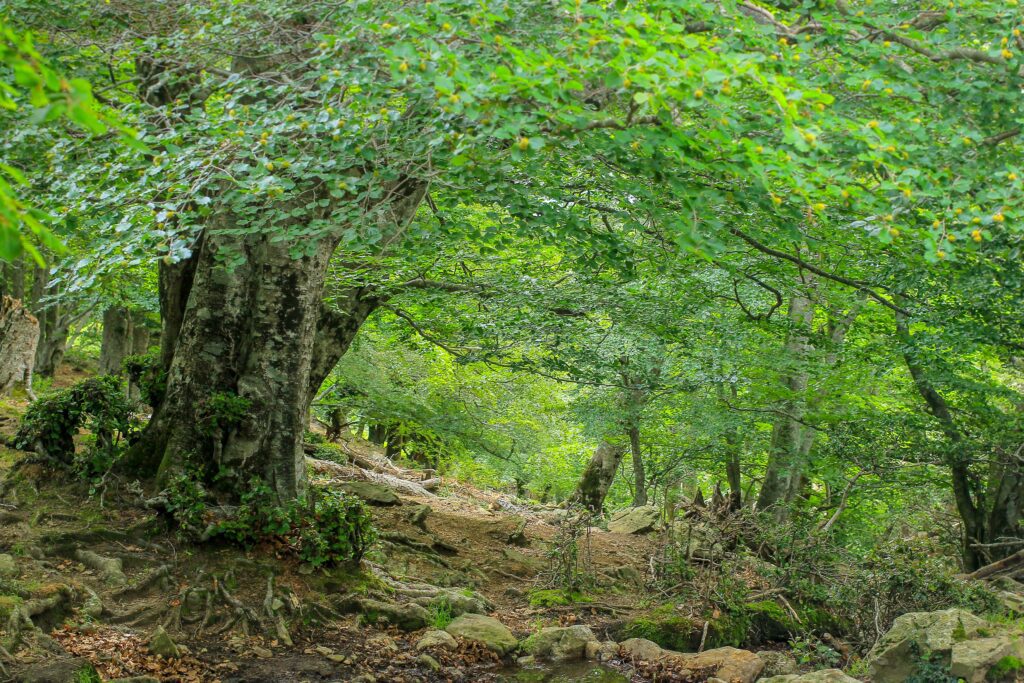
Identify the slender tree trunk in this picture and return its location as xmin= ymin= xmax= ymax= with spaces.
xmin=100 ymin=306 xmax=133 ymax=376
xmin=628 ymin=424 xmax=647 ymax=506
xmin=897 ymin=313 xmax=989 ymax=570
xmin=757 ymin=292 xmax=814 ymax=516
xmin=571 ymin=441 xmax=627 ymax=512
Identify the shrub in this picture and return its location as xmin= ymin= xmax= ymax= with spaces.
xmin=122 ymin=351 xmax=166 ymax=407
xmin=13 ymin=375 xmax=139 ymax=476
xmin=296 ymin=488 xmax=376 ymax=567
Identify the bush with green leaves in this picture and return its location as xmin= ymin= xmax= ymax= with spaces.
xmin=12 ymin=375 xmax=139 ymax=476
xmin=122 ymin=350 xmax=167 ymax=407
xmin=163 ymin=473 xmax=375 ymax=567
xmin=297 ymin=488 xmax=376 ymax=568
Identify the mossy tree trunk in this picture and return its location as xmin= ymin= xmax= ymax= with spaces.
xmin=127 ymin=182 xmax=424 ymax=504
xmin=571 ymin=441 xmax=627 ymax=512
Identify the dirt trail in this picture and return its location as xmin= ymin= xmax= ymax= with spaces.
xmin=0 ymin=412 xmax=662 ymax=682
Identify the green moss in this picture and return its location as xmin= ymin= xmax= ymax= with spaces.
xmin=988 ymin=656 xmax=1024 ymax=681
xmin=528 ymin=588 xmax=591 ymax=607
xmin=0 ymin=595 xmax=23 ymax=621
xmin=623 ymin=603 xmax=697 ymax=651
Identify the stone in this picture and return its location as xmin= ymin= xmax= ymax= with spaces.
xmin=759 ymin=671 xmax=860 ymax=683
xmin=18 ymin=658 xmax=95 ymax=683
xmin=757 ymin=650 xmax=798 ymax=675
xmin=521 ymin=625 xmax=596 ymax=661
xmin=607 ymin=505 xmax=660 ymax=534
xmin=618 ymin=638 xmax=763 ymax=683
xmin=619 ymin=637 xmax=666 ymax=662
xmin=340 ymin=481 xmax=400 ymax=505
xmin=408 ymin=504 xmax=431 ymax=528
xmin=358 ymin=598 xmax=430 ymax=631
xmin=417 ymin=653 xmax=442 ymax=672
xmin=951 ymin=635 xmax=1024 ymax=683
xmin=416 ymin=629 xmax=458 ymax=651
xmin=0 ymin=553 xmax=18 ymax=577
xmin=867 ymin=608 xmax=987 ymax=683
xmin=148 ymin=625 xmax=180 ymax=658
xmin=445 ymin=613 xmax=518 ymax=655
xmin=680 ymin=647 xmax=764 ymax=683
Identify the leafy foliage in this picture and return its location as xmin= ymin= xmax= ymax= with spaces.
xmin=12 ymin=375 xmax=138 ymax=475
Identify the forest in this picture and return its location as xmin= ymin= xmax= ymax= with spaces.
xmin=1 ymin=0 xmax=1023 ymax=681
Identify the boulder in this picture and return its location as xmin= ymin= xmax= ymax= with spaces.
xmin=446 ymin=613 xmax=518 ymax=655
xmin=867 ymin=608 xmax=986 ymax=683
xmin=759 ymin=671 xmax=860 ymax=683
xmin=416 ymin=630 xmax=458 ymax=651
xmin=357 ymin=598 xmax=429 ymax=631
xmin=951 ymin=636 xmax=1024 ymax=683
xmin=148 ymin=625 xmax=180 ymax=658
xmin=757 ymin=650 xmax=798 ymax=676
xmin=18 ymin=658 xmax=97 ymax=683
xmin=521 ymin=625 xmax=596 ymax=661
xmin=618 ymin=638 xmax=764 ymax=683
xmin=607 ymin=506 xmax=660 ymax=534
xmin=340 ymin=481 xmax=400 ymax=505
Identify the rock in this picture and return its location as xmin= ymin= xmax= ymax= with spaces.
xmin=82 ymin=587 xmax=104 ymax=618
xmin=867 ymin=608 xmax=987 ymax=683
xmin=408 ymin=504 xmax=431 ymax=528
xmin=367 ymin=633 xmax=398 ymax=652
xmin=18 ymin=658 xmax=96 ymax=683
xmin=416 ymin=629 xmax=458 ymax=651
xmin=681 ymin=647 xmax=764 ymax=683
xmin=358 ymin=598 xmax=430 ymax=631
xmin=951 ymin=636 xmax=1024 ymax=683
xmin=759 ymin=671 xmax=860 ymax=683
xmin=445 ymin=613 xmax=518 ymax=655
xmin=619 ymin=637 xmax=666 ymax=662
xmin=148 ymin=625 xmax=180 ymax=658
xmin=501 ymin=548 xmax=544 ymax=576
xmin=757 ymin=650 xmax=798 ymax=675
xmin=251 ymin=645 xmax=272 ymax=658
xmin=522 ymin=625 xmax=596 ymax=661
xmin=0 ymin=553 xmax=18 ymax=577
xmin=607 ymin=506 xmax=660 ymax=534
xmin=618 ymin=638 xmax=763 ymax=683
xmin=417 ymin=653 xmax=442 ymax=672
xmin=340 ymin=481 xmax=400 ymax=505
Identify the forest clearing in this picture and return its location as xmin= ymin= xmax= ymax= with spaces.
xmin=2 ymin=0 xmax=1024 ymax=681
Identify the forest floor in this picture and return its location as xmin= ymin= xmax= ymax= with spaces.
xmin=0 ymin=372 xmax=682 ymax=683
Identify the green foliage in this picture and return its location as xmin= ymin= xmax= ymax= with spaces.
xmin=541 ymin=505 xmax=594 ymax=597
xmin=527 ymin=588 xmax=590 ymax=608
xmin=989 ymin=656 xmax=1024 ymax=681
xmin=904 ymin=646 xmax=957 ymax=683
xmin=12 ymin=375 xmax=138 ymax=476
xmin=122 ymin=351 xmax=167 ymax=407
xmin=73 ymin=665 xmax=101 ymax=683
xmin=789 ymin=636 xmax=841 ymax=669
xmin=165 ymin=473 xmax=376 ymax=567
xmin=296 ymin=487 xmax=376 ymax=568
xmin=197 ymin=392 xmax=252 ymax=437
xmin=427 ymin=595 xmax=453 ymax=630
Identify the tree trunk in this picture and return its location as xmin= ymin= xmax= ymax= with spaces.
xmin=897 ymin=313 xmax=990 ymax=570
xmin=628 ymin=424 xmax=647 ymax=506
xmin=100 ymin=306 xmax=133 ymax=376
xmin=571 ymin=441 xmax=627 ymax=512
xmin=757 ymin=292 xmax=814 ymax=516
xmin=34 ymin=303 xmax=70 ymax=377
xmin=127 ymin=180 xmax=425 ymax=504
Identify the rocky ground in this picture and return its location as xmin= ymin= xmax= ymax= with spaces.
xmin=0 ymin=381 xmax=1023 ymax=682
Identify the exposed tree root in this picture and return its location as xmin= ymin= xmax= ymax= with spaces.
xmin=74 ymin=548 xmax=128 ymax=586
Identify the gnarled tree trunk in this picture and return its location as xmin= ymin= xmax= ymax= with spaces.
xmin=571 ymin=441 xmax=627 ymax=512
xmin=127 ymin=181 xmax=425 ymax=504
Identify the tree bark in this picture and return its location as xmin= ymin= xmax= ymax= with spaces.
xmin=571 ymin=441 xmax=627 ymax=512
xmin=757 ymin=292 xmax=814 ymax=516
xmin=100 ymin=306 xmax=133 ymax=376
xmin=128 ymin=180 xmax=425 ymax=504
xmin=628 ymin=424 xmax=647 ymax=507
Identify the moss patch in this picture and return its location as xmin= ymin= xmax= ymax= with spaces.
xmin=528 ymin=588 xmax=591 ymax=607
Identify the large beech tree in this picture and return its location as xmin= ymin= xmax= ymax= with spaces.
xmin=6 ymin=0 xmax=1024 ymax=558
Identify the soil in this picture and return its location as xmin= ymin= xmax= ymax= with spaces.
xmin=0 ymin=390 xmax=666 ymax=683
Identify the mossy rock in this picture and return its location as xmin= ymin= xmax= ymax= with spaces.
xmin=0 ymin=594 xmax=23 ymax=621
xmin=622 ymin=603 xmax=698 ymax=652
